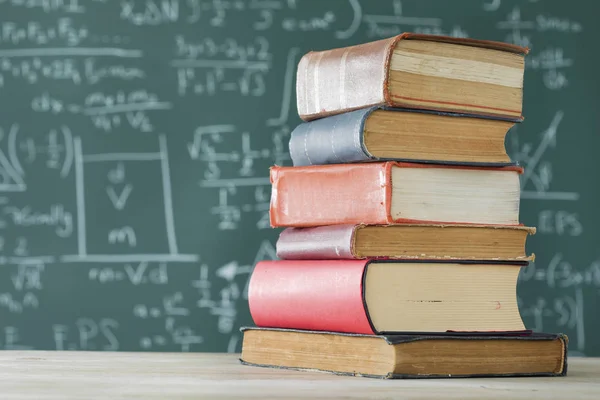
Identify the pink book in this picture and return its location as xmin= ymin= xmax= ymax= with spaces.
xmin=276 ymin=224 xmax=535 ymax=261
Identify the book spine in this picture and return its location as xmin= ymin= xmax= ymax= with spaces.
xmin=289 ymin=107 xmax=377 ymax=167
xmin=269 ymin=163 xmax=392 ymax=227
xmin=276 ymin=225 xmax=358 ymax=259
xmin=248 ymin=260 xmax=375 ymax=335
xmin=296 ymin=36 xmax=396 ymax=121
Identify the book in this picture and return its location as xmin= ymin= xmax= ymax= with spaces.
xmin=275 ymin=223 xmax=536 ymax=261
xmin=269 ymin=162 xmax=522 ymax=228
xmin=240 ymin=327 xmax=568 ymax=379
xmin=296 ymin=33 xmax=528 ymax=122
xmin=289 ymin=106 xmax=520 ymax=167
xmin=248 ymin=259 xmax=528 ymax=335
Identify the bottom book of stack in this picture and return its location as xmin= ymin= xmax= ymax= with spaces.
xmin=239 ymin=327 xmax=568 ymax=379
xmin=239 ymin=259 xmax=568 ymax=379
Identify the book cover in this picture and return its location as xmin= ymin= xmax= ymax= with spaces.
xmin=240 ymin=327 xmax=568 ymax=379
xmin=289 ymin=106 xmax=521 ymax=167
xmin=296 ymin=33 xmax=528 ymax=121
xmin=269 ymin=161 xmax=523 ymax=228
xmin=275 ymin=223 xmax=536 ymax=261
xmin=248 ymin=259 xmax=529 ymax=335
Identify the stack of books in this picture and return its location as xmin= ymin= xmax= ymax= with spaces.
xmin=240 ymin=33 xmax=568 ymax=379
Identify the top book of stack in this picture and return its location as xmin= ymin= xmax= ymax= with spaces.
xmin=296 ymin=33 xmax=529 ymax=123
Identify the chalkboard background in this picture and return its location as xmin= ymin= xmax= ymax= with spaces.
xmin=0 ymin=0 xmax=597 ymax=355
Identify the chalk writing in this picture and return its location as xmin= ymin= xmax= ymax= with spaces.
xmin=538 ymin=210 xmax=583 ymax=236
xmin=53 ymin=318 xmax=120 ymax=351
xmin=0 ymin=0 xmax=87 ymax=13
xmin=175 ymin=36 xmax=270 ymax=62
xmin=3 ymin=204 xmax=73 ymax=237
xmin=88 ymin=262 xmax=168 ymax=285
xmin=511 ymin=111 xmax=580 ymax=201
xmin=2 ymin=326 xmax=32 ymax=350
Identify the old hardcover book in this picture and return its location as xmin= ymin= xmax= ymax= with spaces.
xmin=248 ymin=259 xmax=528 ymax=335
xmin=275 ymin=224 xmax=536 ymax=261
xmin=240 ymin=327 xmax=568 ymax=379
xmin=289 ymin=106 xmax=519 ymax=167
xmin=269 ymin=162 xmax=522 ymax=228
xmin=296 ymin=33 xmax=528 ymax=121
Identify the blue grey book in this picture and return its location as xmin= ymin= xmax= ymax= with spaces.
xmin=289 ymin=106 xmax=523 ymax=167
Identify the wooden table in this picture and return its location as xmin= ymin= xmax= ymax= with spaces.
xmin=0 ymin=352 xmax=597 ymax=399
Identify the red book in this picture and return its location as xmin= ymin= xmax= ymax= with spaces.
xmin=269 ymin=162 xmax=523 ymax=228
xmin=248 ymin=259 xmax=528 ymax=335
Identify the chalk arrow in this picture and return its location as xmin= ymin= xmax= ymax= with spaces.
xmin=106 ymin=184 xmax=133 ymax=210
xmin=216 ymin=261 xmax=253 ymax=282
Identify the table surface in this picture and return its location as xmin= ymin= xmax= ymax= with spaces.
xmin=0 ymin=351 xmax=598 ymax=399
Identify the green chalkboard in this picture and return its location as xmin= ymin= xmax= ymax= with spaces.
xmin=0 ymin=0 xmax=597 ymax=355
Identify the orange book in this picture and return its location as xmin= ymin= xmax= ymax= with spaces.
xmin=269 ymin=162 xmax=523 ymax=228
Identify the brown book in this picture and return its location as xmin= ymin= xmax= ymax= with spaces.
xmin=275 ymin=224 xmax=535 ymax=261
xmin=240 ymin=327 xmax=568 ymax=379
xmin=296 ymin=33 xmax=528 ymax=122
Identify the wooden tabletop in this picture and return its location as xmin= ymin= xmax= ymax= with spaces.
xmin=0 ymin=352 xmax=597 ymax=399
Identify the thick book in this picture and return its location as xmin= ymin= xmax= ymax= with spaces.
xmin=289 ymin=106 xmax=520 ymax=167
xmin=240 ymin=327 xmax=568 ymax=379
xmin=296 ymin=33 xmax=528 ymax=122
xmin=269 ymin=162 xmax=522 ymax=228
xmin=275 ymin=223 xmax=536 ymax=261
xmin=248 ymin=259 xmax=528 ymax=335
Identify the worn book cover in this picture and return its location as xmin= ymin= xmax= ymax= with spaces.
xmin=269 ymin=161 xmax=523 ymax=227
xmin=240 ymin=327 xmax=568 ymax=379
xmin=296 ymin=32 xmax=528 ymax=121
xmin=275 ymin=223 xmax=536 ymax=261
xmin=248 ymin=259 xmax=530 ymax=335
xmin=289 ymin=106 xmax=521 ymax=167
